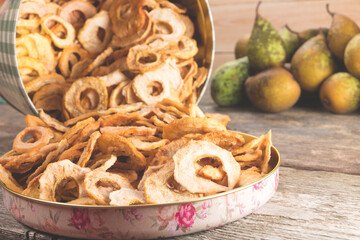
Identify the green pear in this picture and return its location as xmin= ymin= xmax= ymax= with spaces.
xmin=235 ymin=33 xmax=250 ymax=59
xmin=279 ymin=25 xmax=300 ymax=62
xmin=245 ymin=67 xmax=301 ymax=113
xmin=344 ymin=33 xmax=360 ymax=79
xmin=297 ymin=28 xmax=329 ymax=44
xmin=319 ymin=72 xmax=360 ymax=114
xmin=211 ymin=57 xmax=250 ymax=106
xmin=291 ymin=32 xmax=336 ymax=92
xmin=326 ymin=4 xmax=360 ymax=60
xmin=247 ymin=2 xmax=286 ymax=72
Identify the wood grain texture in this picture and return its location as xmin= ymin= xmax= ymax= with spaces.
xmin=209 ymin=0 xmax=360 ymax=52
xmin=0 ymin=0 xmax=360 ymax=239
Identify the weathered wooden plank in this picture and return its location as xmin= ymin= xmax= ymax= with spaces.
xmin=0 ymin=167 xmax=359 ymax=240
xmin=208 ymin=0 xmax=360 ymax=52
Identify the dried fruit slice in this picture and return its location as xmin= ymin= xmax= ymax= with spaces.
xmin=109 ymin=0 xmax=147 ymax=40
xmin=96 ymin=133 xmax=147 ymax=171
xmin=238 ymin=167 xmax=263 ymax=187
xmin=78 ymin=10 xmax=112 ymax=53
xmin=144 ymin=161 xmax=201 ymax=204
xmin=39 ymin=160 xmax=90 ymax=202
xmin=100 ymin=126 xmax=156 ymax=137
xmin=59 ymin=45 xmax=89 ymax=77
xmin=173 ymin=140 xmax=241 ymax=194
xmin=27 ymin=33 xmax=55 ymax=72
xmin=77 ymin=131 xmax=101 ymax=167
xmin=127 ymin=44 xmax=166 ymax=73
xmin=149 ymin=139 xmax=189 ymax=166
xmin=13 ymin=126 xmax=54 ymax=154
xmin=84 ymin=169 xmax=133 ymax=205
xmin=63 ymin=77 xmax=108 ymax=118
xmin=24 ymin=74 xmax=65 ymax=94
xmin=109 ymin=188 xmax=145 ymax=206
xmin=162 ymin=117 xmax=226 ymax=140
xmin=132 ymin=62 xmax=182 ymax=105
xmin=41 ymin=15 xmax=75 ymax=48
xmin=175 ymin=36 xmax=198 ymax=60
xmin=149 ymin=8 xmax=185 ymax=42
xmin=0 ymin=164 xmax=24 ymax=193
xmin=59 ymin=0 xmax=97 ymax=29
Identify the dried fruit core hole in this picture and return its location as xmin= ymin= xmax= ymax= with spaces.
xmin=156 ymin=21 xmax=173 ymax=35
xmin=47 ymin=21 xmax=67 ymax=39
xmin=80 ymin=88 xmax=100 ymax=110
xmin=197 ymin=157 xmax=227 ymax=185
xmin=97 ymin=27 xmax=106 ymax=42
xmin=55 ymin=177 xmax=79 ymax=202
xmin=138 ymin=53 xmax=157 ymax=64
xmin=166 ymin=175 xmax=186 ymax=193
xmin=68 ymin=53 xmax=81 ymax=70
xmin=178 ymin=40 xmax=185 ymax=50
xmin=148 ymin=81 xmax=163 ymax=96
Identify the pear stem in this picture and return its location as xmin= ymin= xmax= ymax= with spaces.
xmin=256 ymin=1 xmax=262 ymax=15
xmin=285 ymin=25 xmax=297 ymax=34
xmin=326 ymin=3 xmax=335 ymax=17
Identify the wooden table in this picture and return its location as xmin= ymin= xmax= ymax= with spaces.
xmin=1 ymin=0 xmax=360 ymax=239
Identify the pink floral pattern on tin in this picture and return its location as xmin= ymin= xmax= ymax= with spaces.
xmin=2 ymin=168 xmax=279 ymax=240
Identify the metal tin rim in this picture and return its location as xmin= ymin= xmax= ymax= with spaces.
xmin=0 ymin=132 xmax=280 ymax=209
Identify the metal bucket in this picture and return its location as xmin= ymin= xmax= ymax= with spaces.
xmin=0 ymin=0 xmax=215 ymax=116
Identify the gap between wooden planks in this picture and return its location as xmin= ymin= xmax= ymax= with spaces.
xmin=208 ymin=0 xmax=360 ymax=52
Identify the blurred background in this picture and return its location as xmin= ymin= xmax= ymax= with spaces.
xmin=205 ymin=0 xmax=360 ymax=102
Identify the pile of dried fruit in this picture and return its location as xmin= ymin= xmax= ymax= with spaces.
xmin=211 ymin=2 xmax=360 ymax=114
xmin=0 ymin=100 xmax=272 ymax=205
xmin=17 ymin=0 xmax=207 ymax=120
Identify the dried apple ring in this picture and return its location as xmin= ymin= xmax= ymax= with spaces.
xmin=159 ymin=1 xmax=187 ymax=14
xmin=0 ymin=165 xmax=24 ymax=193
xmin=96 ymin=132 xmax=147 ymax=171
xmin=41 ymin=15 xmax=75 ymax=48
xmin=173 ymin=140 xmax=240 ymax=194
xmin=149 ymin=8 xmax=185 ymax=42
xmin=13 ymin=126 xmax=54 ymax=154
xmin=109 ymin=188 xmax=145 ymax=206
xmin=64 ymin=77 xmax=108 ymax=118
xmin=111 ymin=12 xmax=154 ymax=48
xmin=59 ymin=45 xmax=89 ymax=77
xmin=175 ymin=36 xmax=198 ymax=60
xmin=109 ymin=80 xmax=130 ymax=107
xmin=24 ymin=74 xmax=65 ymax=94
xmin=32 ymin=84 xmax=65 ymax=107
xmin=39 ymin=160 xmax=90 ymax=202
xmin=18 ymin=57 xmax=49 ymax=82
xmin=144 ymin=161 xmax=201 ymax=204
xmin=109 ymin=0 xmax=147 ymax=40
xmin=162 ymin=117 xmax=227 ymax=141
xmin=16 ymin=35 xmax=38 ymax=59
xmin=27 ymin=33 xmax=55 ymax=72
xmin=100 ymin=126 xmax=156 ymax=136
xmin=127 ymin=45 xmax=166 ymax=73
xmin=97 ymin=69 xmax=128 ymax=87
xmin=84 ymin=169 xmax=133 ymax=205
xmin=17 ymin=1 xmax=47 ymax=30
xmin=59 ymin=0 xmax=97 ymax=29
xmin=78 ymin=10 xmax=112 ymax=53
xmin=132 ymin=62 xmax=182 ymax=105
xmin=179 ymin=15 xmax=195 ymax=38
